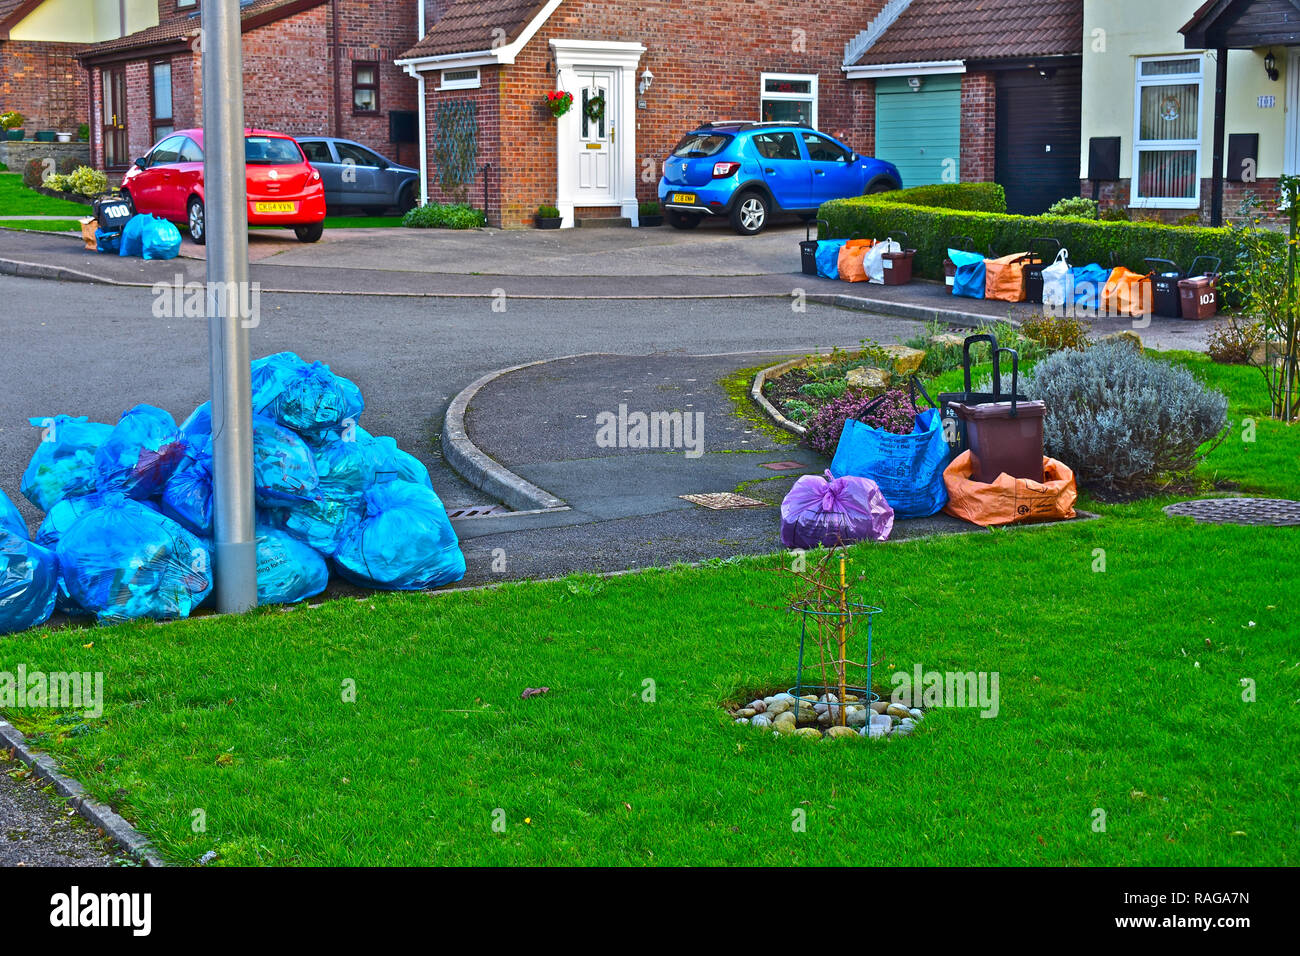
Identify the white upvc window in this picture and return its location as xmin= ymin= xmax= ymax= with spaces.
xmin=439 ymin=67 xmax=481 ymax=91
xmin=761 ymin=73 xmax=818 ymax=128
xmin=1131 ymin=55 xmax=1204 ymax=209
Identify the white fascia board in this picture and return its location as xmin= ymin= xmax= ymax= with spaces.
xmin=843 ymin=59 xmax=966 ymax=79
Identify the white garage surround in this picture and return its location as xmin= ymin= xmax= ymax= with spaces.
xmin=550 ymin=39 xmax=646 ymax=228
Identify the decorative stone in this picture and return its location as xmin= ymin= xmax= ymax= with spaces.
xmin=867 ymin=714 xmax=892 ymax=738
xmin=846 ymin=366 xmax=891 ymax=394
xmin=735 ymin=708 xmax=757 ymax=719
xmin=818 ymin=693 xmax=839 ymax=704
xmin=1100 ymin=330 xmax=1143 ymax=351
xmin=767 ymin=699 xmax=792 ymax=717
xmin=772 ymin=693 xmax=794 ymax=702
xmin=735 ymin=717 xmax=750 ymax=725
xmin=826 ymin=725 xmax=858 ymax=740
xmin=847 ymin=708 xmax=867 ymax=727
xmin=794 ymin=727 xmax=823 ymax=740
xmin=774 ymin=717 xmax=795 ymax=735
xmin=870 ymin=701 xmax=889 ymax=714
xmin=879 ymin=343 xmax=926 ymax=376
xmin=909 ymin=708 xmax=924 ymax=721
xmin=749 ymin=699 xmax=767 ymax=713
xmin=928 ymin=332 xmax=966 ymax=349
xmin=886 ymin=703 xmax=912 ymax=720
xmin=751 ymin=714 xmax=772 ymax=729
xmin=895 ymin=718 xmax=916 ymax=737
xmin=773 ymin=711 xmax=797 ymax=728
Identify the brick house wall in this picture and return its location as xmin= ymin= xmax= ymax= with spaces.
xmin=421 ymin=0 xmax=889 ymax=227
xmin=84 ymin=0 xmax=417 ymax=169
xmin=959 ymin=71 xmax=996 ymax=183
xmin=421 ymin=66 xmax=501 ymax=222
xmin=0 ymin=39 xmax=88 ymax=133
xmin=1080 ymin=176 xmax=1282 ymax=225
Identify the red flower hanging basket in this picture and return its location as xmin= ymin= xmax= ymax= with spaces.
xmin=545 ymin=91 xmax=573 ymax=118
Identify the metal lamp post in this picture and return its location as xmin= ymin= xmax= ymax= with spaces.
xmin=201 ymin=0 xmax=258 ymax=612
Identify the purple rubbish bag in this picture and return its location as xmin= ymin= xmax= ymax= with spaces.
xmin=780 ymin=471 xmax=894 ymax=549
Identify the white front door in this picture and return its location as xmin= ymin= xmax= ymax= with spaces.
xmin=1286 ymin=50 xmax=1300 ymax=175
xmin=574 ymin=69 xmax=617 ymax=205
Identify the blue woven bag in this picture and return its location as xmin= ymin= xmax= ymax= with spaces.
xmin=829 ymin=378 xmax=949 ymax=518
xmin=949 ymin=248 xmax=986 ymax=299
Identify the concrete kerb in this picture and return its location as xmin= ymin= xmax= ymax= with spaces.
xmin=0 ymin=719 xmax=167 ymax=867
xmin=441 ymin=357 xmax=580 ymax=513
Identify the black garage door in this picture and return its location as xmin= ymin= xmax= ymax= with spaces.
xmin=995 ymin=67 xmax=1082 ymax=216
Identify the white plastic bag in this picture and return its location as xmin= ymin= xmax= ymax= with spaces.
xmin=1040 ymin=247 xmax=1071 ymax=308
xmin=863 ymin=238 xmax=901 ymax=284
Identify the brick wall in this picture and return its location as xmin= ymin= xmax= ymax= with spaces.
xmin=1079 ymin=177 xmax=1283 ymax=226
xmin=85 ymin=0 xmax=418 ymax=169
xmin=421 ymin=0 xmax=889 ymax=227
xmin=421 ymin=67 xmax=501 ymax=222
xmin=960 ymin=71 xmax=996 ymax=183
xmin=0 ymin=40 xmax=88 ymax=132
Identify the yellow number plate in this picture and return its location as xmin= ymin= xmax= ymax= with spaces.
xmin=254 ymin=201 xmax=297 ymax=214
xmin=671 ymin=193 xmax=696 ymax=204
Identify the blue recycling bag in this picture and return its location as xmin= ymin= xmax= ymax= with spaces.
xmin=0 ymin=530 xmax=59 ymax=634
xmin=333 ymin=481 xmax=465 ymax=590
xmin=816 ymin=239 xmax=850 ymax=279
xmin=95 ymin=227 xmax=121 ymax=254
xmin=178 ymin=402 xmax=213 ymax=459
xmin=389 ymin=442 xmax=433 ymax=489
xmin=118 ymin=213 xmax=150 ymax=258
xmin=255 ymin=525 xmax=329 ymax=605
xmin=55 ymin=496 xmax=212 ymax=624
xmin=21 ymin=415 xmax=112 ymax=511
xmin=250 ymin=352 xmax=364 ymax=442
xmin=253 ymin=416 xmax=319 ymax=505
xmin=161 ymin=452 xmax=213 ymax=536
xmin=93 ymin=404 xmax=186 ymax=499
xmin=1070 ymin=262 xmax=1111 ymax=310
xmin=313 ymin=427 xmax=400 ymax=500
xmin=949 ymin=248 xmax=987 ymax=299
xmin=142 ymin=216 xmax=182 ymax=260
xmin=35 ymin=492 xmax=107 ymax=550
xmin=830 ymin=408 xmax=949 ymax=518
xmin=267 ymin=495 xmax=361 ymax=556
xmin=1 ymin=486 xmax=26 ymax=539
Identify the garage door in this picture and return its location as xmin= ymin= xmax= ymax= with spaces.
xmin=874 ymin=75 xmax=961 ymax=188
xmin=995 ymin=67 xmax=1082 ymax=215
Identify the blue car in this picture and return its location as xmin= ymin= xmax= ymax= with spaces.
xmin=658 ymin=121 xmax=902 ymax=235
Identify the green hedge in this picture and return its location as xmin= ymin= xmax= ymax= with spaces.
xmin=873 ymin=182 xmax=1007 ymax=214
xmin=819 ymin=196 xmax=1277 ymax=283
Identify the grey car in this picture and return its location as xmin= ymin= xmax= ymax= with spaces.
xmin=296 ymin=137 xmax=419 ymax=215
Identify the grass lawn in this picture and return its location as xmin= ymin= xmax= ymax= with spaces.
xmin=0 ymin=172 xmax=92 ymax=217
xmin=1 ymin=352 xmax=1296 ymax=866
xmin=0 ymin=219 xmax=81 ymax=233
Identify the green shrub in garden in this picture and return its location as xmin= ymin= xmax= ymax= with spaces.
xmin=402 ymin=202 xmax=486 ymax=229
xmin=873 ymin=182 xmax=1007 ymax=214
xmin=1045 ymin=196 xmax=1099 ymax=219
xmin=1025 ymin=341 xmax=1228 ymax=488
xmin=819 ymin=195 xmax=1272 ymax=287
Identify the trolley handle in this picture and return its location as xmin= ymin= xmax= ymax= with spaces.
xmin=996 ymin=347 xmax=1020 ymax=417
xmin=1187 ymin=255 xmax=1221 ymax=279
xmin=806 ymin=218 xmax=829 ymax=243
xmin=962 ymin=333 xmax=1001 ymax=400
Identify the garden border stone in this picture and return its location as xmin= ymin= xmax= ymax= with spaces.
xmin=0 ymin=718 xmax=166 ymax=867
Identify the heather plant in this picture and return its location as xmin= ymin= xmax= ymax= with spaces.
xmin=799 ymin=379 xmax=848 ymax=401
xmin=802 ymin=387 xmax=920 ymax=458
xmin=1025 ymin=341 xmax=1228 ymax=488
xmin=1206 ymin=317 xmax=1264 ymax=366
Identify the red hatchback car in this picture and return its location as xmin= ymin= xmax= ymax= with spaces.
xmin=120 ymin=128 xmax=327 ymax=244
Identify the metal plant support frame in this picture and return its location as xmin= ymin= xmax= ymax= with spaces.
xmin=789 ymin=601 xmax=881 ymax=719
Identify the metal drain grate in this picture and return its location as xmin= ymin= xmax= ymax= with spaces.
xmin=446 ymin=504 xmax=509 ymax=519
xmin=759 ymin=461 xmax=807 ymax=471
xmin=1163 ymin=497 xmax=1300 ymax=527
xmin=679 ymin=492 xmax=767 ymax=510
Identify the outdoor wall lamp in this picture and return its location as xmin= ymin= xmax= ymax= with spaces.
xmin=639 ymin=68 xmax=654 ymax=95
xmin=907 ymin=76 xmax=922 ymax=91
xmin=1265 ymin=50 xmax=1279 ymax=82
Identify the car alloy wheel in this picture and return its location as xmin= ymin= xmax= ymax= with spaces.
xmin=732 ymin=193 xmax=768 ymax=235
xmin=188 ymin=199 xmax=205 ymax=245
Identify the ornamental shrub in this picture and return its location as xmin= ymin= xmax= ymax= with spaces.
xmin=1025 ymin=341 xmax=1228 ymax=488
xmin=1045 ymin=196 xmax=1100 ymax=219
xmin=401 ymin=202 xmax=486 ymax=229
xmin=802 ymin=387 xmax=920 ymax=458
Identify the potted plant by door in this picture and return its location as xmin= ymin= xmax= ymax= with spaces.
xmin=77 ymin=123 xmax=90 ymax=142
xmin=535 ymin=205 xmax=562 ymax=229
xmin=544 ymin=91 xmax=573 ymax=119
xmin=2 ymin=111 xmax=25 ymax=141
xmin=639 ymin=201 xmax=664 ymax=227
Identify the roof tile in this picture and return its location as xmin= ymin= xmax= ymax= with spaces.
xmin=400 ymin=0 xmax=553 ymax=60
xmin=850 ymin=0 xmax=1083 ymax=66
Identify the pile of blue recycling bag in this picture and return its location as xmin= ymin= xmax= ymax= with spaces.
xmin=94 ymin=211 xmax=182 ymax=260
xmin=1 ymin=352 xmax=466 ymax=634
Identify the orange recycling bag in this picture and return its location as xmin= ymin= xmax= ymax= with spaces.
xmin=942 ymin=450 xmax=1077 ymax=527
xmin=1102 ymin=266 xmax=1153 ymax=318
xmin=837 ymin=239 xmax=875 ymax=283
xmin=984 ymin=252 xmax=1030 ymax=302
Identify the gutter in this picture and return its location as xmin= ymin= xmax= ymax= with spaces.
xmin=843 ymin=59 xmax=966 ymax=79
